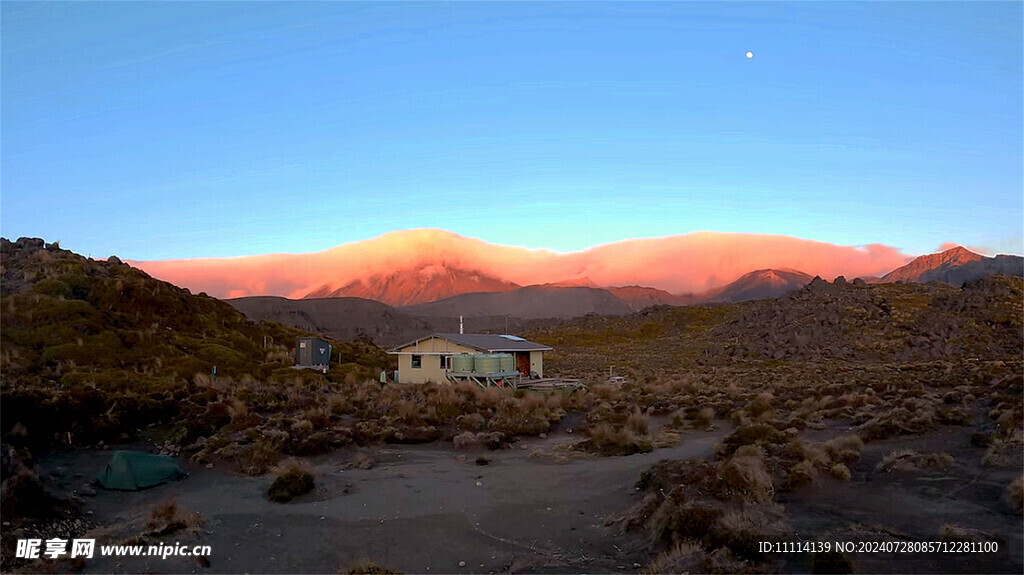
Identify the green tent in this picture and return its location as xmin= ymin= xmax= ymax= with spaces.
xmin=97 ymin=451 xmax=187 ymax=491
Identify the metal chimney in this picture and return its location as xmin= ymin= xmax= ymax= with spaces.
xmin=459 ymin=315 xmax=464 ymax=335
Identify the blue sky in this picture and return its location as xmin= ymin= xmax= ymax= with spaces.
xmin=2 ymin=1 xmax=1021 ymax=260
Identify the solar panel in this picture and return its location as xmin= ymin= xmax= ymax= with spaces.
xmin=500 ymin=335 xmax=525 ymax=341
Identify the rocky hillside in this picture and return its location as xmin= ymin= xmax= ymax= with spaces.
xmin=702 ymin=268 xmax=815 ymax=303
xmin=227 ymin=295 xmax=437 ymax=346
xmin=0 ymin=237 xmax=388 ymax=447
xmin=303 ymin=264 xmax=520 ymax=306
xmin=525 ymin=274 xmax=1023 ymax=377
xmin=401 ymin=285 xmax=635 ymax=319
xmin=607 ymin=286 xmax=701 ymax=310
xmin=882 ymin=246 xmax=1023 ymax=285
xmin=705 ymin=275 xmax=1023 ymax=362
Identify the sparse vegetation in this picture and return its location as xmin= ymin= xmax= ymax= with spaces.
xmin=938 ymin=523 xmax=997 ymax=544
xmin=146 ymin=495 xmax=204 ymax=536
xmin=344 ymin=559 xmax=403 ymax=574
xmin=875 ymin=450 xmax=955 ymax=474
xmin=267 ymin=459 xmax=315 ymax=502
xmin=3 ymin=238 xmax=1023 ymax=573
xmin=1005 ymin=475 xmax=1023 ymax=514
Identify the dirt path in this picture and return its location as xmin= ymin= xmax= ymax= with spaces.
xmin=36 ymin=428 xmax=731 ymax=574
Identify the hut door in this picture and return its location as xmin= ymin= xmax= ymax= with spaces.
xmin=516 ymin=352 xmax=530 ymax=376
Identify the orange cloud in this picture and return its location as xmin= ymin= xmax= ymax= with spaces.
xmin=131 ymin=229 xmax=915 ymax=300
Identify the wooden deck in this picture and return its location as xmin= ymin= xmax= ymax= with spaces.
xmin=445 ymin=371 xmax=585 ymax=390
xmin=516 ymin=377 xmax=585 ymax=390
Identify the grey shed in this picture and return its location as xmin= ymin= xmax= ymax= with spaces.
xmin=295 ymin=337 xmax=332 ymax=367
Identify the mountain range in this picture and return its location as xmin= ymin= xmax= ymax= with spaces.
xmin=881 ymin=245 xmax=1023 ymax=285
xmin=133 ymin=229 xmax=912 ymax=301
xmin=127 ymin=230 xmax=1022 ymax=344
xmin=219 ymin=245 xmax=1019 ymax=345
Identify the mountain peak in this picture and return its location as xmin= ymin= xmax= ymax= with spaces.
xmin=704 ymin=268 xmax=814 ymax=303
xmin=882 ymin=246 xmax=986 ymax=283
xmin=537 ymin=277 xmax=598 ymax=288
xmin=304 ymin=264 xmax=520 ymax=306
xmin=938 ymin=245 xmax=982 ymax=263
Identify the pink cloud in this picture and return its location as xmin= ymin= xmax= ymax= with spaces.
xmin=131 ymin=229 xmax=915 ymax=300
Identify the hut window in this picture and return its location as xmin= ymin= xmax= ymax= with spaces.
xmin=411 ymin=355 xmax=422 ymax=369
xmin=440 ymin=355 xmax=451 ymax=369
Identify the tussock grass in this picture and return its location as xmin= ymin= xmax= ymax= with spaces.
xmin=344 ymin=559 xmax=403 ymax=574
xmin=785 ymin=460 xmax=818 ymax=490
xmin=875 ymin=450 xmax=954 ymax=474
xmin=811 ymin=550 xmax=853 ymax=574
xmin=346 ymin=452 xmax=376 ymax=470
xmin=824 ymin=434 xmax=864 ymax=465
xmin=577 ymin=422 xmax=653 ymax=456
xmin=720 ymin=453 xmax=774 ymax=503
xmin=717 ymin=424 xmax=786 ymax=458
xmin=146 ymin=495 xmax=203 ymax=536
xmin=829 ymin=463 xmax=851 ymax=480
xmin=267 ymin=458 xmax=315 ymax=502
xmin=1005 ymin=474 xmax=1023 ymax=514
xmin=938 ymin=523 xmax=997 ymax=543
xmin=642 ymin=540 xmax=704 ymax=574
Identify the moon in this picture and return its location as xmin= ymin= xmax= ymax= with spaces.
xmin=746 ymin=51 xmax=754 ymax=59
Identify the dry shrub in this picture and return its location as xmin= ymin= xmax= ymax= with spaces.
xmin=734 ymin=444 xmax=765 ymax=458
xmin=291 ymin=419 xmax=314 ymax=433
xmin=227 ymin=398 xmax=249 ymax=422
xmin=652 ymin=428 xmax=682 ymax=449
xmin=477 ymin=386 xmax=505 ymax=410
xmin=938 ymin=523 xmax=996 ymax=543
xmin=786 ymin=460 xmax=817 ymax=490
xmin=712 ymin=504 xmax=789 ymax=560
xmin=643 ymin=540 xmax=705 ymax=574
xmin=146 ymin=495 xmax=203 ymax=536
xmin=0 ymin=468 xmax=56 ymax=518
xmin=608 ymin=492 xmax=661 ymax=532
xmin=784 ymin=439 xmax=830 ymax=468
xmin=487 ymin=400 xmax=551 ymax=436
xmin=648 ymin=497 xmax=724 ymax=545
xmin=857 ymin=404 xmax=938 ymax=440
xmin=344 ymin=559 xmax=403 ymax=574
xmin=717 ymin=425 xmax=786 ymax=459
xmin=267 ymin=458 xmax=314 ymax=502
xmin=578 ymin=422 xmax=652 ymax=456
xmin=824 ymin=434 xmax=863 ymax=464
xmin=628 ymin=457 xmax=789 ymax=557
xmin=875 ymin=450 xmax=954 ymax=473
xmin=694 ymin=406 xmax=715 ymax=429
xmin=453 ymin=431 xmax=505 ymax=451
xmin=626 ymin=407 xmax=650 ymax=435
xmin=829 ymin=463 xmax=851 ymax=480
xmin=748 ymin=392 xmax=774 ymax=419
xmin=982 ymin=438 xmax=1019 ymax=467
xmin=388 ymin=425 xmax=441 ymax=444
xmin=455 ymin=412 xmax=485 ymax=431
xmin=591 ymin=384 xmax=619 ymax=401
xmin=394 ymin=400 xmax=422 ymax=426
xmin=302 ymin=407 xmax=331 ymax=429
xmin=720 ymin=453 xmax=774 ymax=503
xmin=347 ymin=452 xmax=375 ymax=470
xmin=452 ymin=431 xmax=478 ymax=451
xmin=326 ymin=393 xmax=347 ymax=415
xmin=704 ymin=547 xmax=757 ymax=574
xmin=811 ymin=550 xmax=853 ymax=574
xmin=246 ymin=438 xmax=280 ymax=475
xmin=1005 ymin=474 xmax=1023 ymax=514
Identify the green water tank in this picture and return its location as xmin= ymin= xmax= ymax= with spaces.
xmin=498 ymin=353 xmax=514 ymax=373
xmin=452 ymin=354 xmax=475 ymax=373
xmin=473 ymin=354 xmax=500 ymax=374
